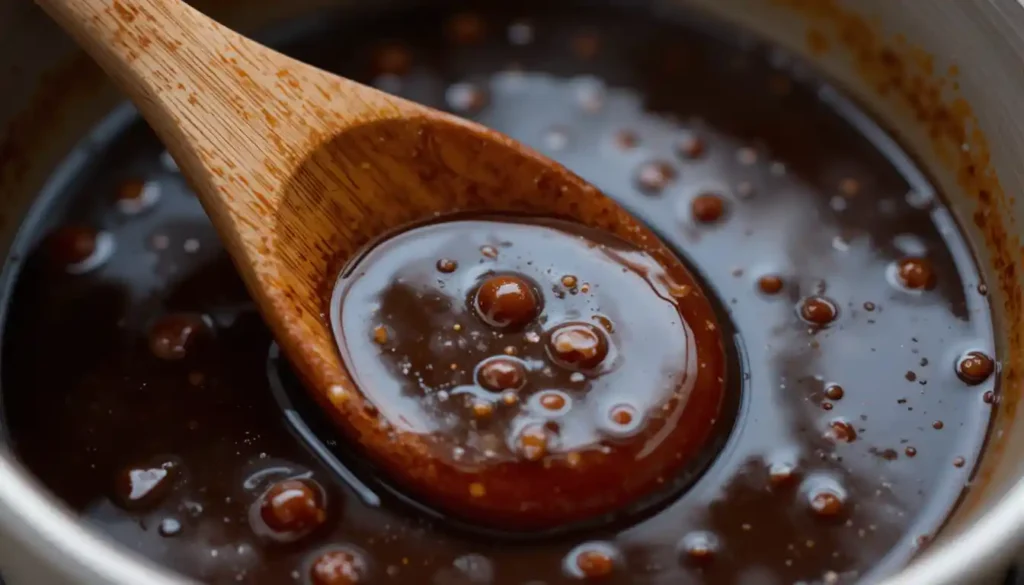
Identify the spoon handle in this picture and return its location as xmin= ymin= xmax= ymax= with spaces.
xmin=34 ymin=0 xmax=399 ymax=238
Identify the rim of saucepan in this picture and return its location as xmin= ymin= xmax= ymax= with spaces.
xmin=2 ymin=4 xmax=1024 ymax=585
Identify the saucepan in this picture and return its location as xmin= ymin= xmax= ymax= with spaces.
xmin=1 ymin=0 xmax=1023 ymax=583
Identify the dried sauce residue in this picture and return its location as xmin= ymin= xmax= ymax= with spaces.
xmin=773 ymin=0 xmax=1021 ymax=518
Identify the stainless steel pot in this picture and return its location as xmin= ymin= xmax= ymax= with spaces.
xmin=2 ymin=0 xmax=1024 ymax=583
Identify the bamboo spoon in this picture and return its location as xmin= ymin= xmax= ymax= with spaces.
xmin=36 ymin=0 xmax=726 ymax=530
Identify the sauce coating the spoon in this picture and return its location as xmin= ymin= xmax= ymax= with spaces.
xmin=330 ymin=217 xmax=728 ymax=529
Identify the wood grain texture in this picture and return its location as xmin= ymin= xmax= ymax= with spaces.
xmin=35 ymin=0 xmax=726 ymax=530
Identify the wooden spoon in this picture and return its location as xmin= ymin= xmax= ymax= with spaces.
xmin=36 ymin=0 xmax=727 ymax=530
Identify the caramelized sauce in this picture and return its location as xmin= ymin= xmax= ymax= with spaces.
xmin=0 ymin=3 xmax=997 ymax=584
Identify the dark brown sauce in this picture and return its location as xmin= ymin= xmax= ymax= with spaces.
xmin=0 ymin=3 xmax=997 ymax=585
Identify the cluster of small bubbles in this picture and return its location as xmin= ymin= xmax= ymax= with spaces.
xmin=47 ymin=225 xmax=115 ymax=274
xmin=308 ymin=547 xmax=368 ymax=585
xmin=563 ymin=542 xmax=619 ymax=580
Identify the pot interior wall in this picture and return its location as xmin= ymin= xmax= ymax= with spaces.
xmin=1 ymin=1 xmax=1022 ymax=584
xmin=690 ymin=0 xmax=1024 ymax=562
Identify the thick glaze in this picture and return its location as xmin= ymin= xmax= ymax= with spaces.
xmin=0 ymin=3 xmax=997 ymax=585
xmin=331 ymin=217 xmax=727 ymax=529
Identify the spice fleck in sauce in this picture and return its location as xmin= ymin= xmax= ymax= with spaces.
xmin=1 ymin=4 xmax=996 ymax=585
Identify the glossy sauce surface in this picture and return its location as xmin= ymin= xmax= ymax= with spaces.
xmin=0 ymin=3 xmax=997 ymax=585
xmin=331 ymin=217 xmax=727 ymax=528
